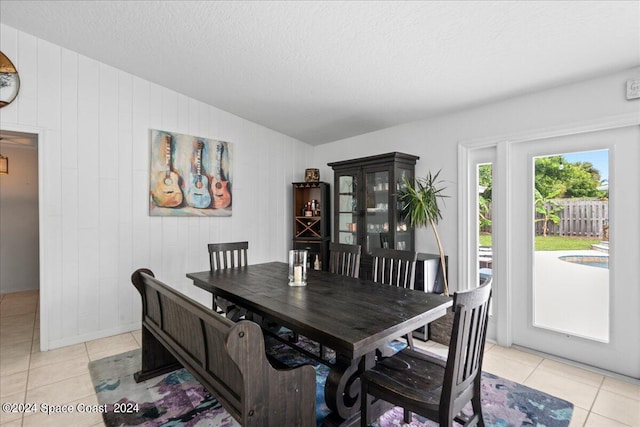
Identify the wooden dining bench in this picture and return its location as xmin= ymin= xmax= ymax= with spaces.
xmin=131 ymin=268 xmax=316 ymax=427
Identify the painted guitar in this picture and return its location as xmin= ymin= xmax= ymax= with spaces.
xmin=210 ymin=142 xmax=231 ymax=209
xmin=185 ymin=141 xmax=212 ymax=208
xmin=151 ymin=134 xmax=183 ymax=208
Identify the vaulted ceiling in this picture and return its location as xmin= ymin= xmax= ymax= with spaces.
xmin=1 ymin=1 xmax=638 ymax=145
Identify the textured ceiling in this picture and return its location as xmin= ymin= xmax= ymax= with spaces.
xmin=1 ymin=1 xmax=639 ymax=145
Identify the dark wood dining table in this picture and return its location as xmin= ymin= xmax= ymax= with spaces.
xmin=187 ymin=262 xmax=452 ymax=427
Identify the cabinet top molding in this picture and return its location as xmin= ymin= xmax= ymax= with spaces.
xmin=328 ymin=152 xmax=419 ymax=169
xmin=293 ymin=182 xmax=328 ymax=188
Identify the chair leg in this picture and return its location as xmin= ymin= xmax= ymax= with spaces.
xmin=456 ymin=413 xmax=479 ymax=427
xmin=403 ymin=409 xmax=412 ymax=423
xmin=452 ymin=406 xmax=484 ymax=427
xmin=471 ymin=391 xmax=483 ymax=427
xmin=405 ymin=332 xmax=415 ymax=350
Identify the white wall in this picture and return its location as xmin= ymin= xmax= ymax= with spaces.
xmin=0 ymin=143 xmax=39 ymax=293
xmin=0 ymin=24 xmax=314 ymax=350
xmin=314 ymin=66 xmax=640 ymax=293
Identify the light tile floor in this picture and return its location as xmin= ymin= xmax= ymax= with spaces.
xmin=1 ymin=290 xmax=639 ymax=426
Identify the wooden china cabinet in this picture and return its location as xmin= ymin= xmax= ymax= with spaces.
xmin=328 ymin=152 xmax=419 ymax=279
xmin=292 ymin=182 xmax=330 ymax=271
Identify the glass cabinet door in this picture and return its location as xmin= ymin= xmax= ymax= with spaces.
xmin=337 ymin=174 xmax=358 ymax=245
xmin=364 ymin=170 xmax=390 ymax=253
xmin=330 ymin=152 xmax=419 ymax=279
xmin=395 ymin=167 xmax=412 ymax=251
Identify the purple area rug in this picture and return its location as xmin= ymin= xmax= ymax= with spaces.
xmin=374 ymin=371 xmax=574 ymax=426
xmin=89 ymin=343 xmax=573 ymax=427
xmin=88 ymin=349 xmax=237 ymax=427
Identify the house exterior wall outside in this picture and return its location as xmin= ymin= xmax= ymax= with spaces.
xmin=0 ymin=24 xmax=314 ymax=350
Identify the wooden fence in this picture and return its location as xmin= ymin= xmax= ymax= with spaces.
xmin=481 ymin=199 xmax=609 ymax=238
xmin=536 ymin=199 xmax=608 ymax=238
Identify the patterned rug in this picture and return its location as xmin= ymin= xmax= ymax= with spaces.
xmin=89 ymin=337 xmax=573 ymax=427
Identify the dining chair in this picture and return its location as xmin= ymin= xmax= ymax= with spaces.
xmin=371 ymin=247 xmax=417 ymax=290
xmin=379 ymin=232 xmax=389 ymax=249
xmin=360 ymin=278 xmax=493 ymax=427
xmin=371 ymin=248 xmax=418 ymax=349
xmin=289 ymin=243 xmax=362 ymax=353
xmin=329 ymin=242 xmax=362 ymax=278
xmin=207 ymin=241 xmax=248 ymax=321
xmin=292 ymin=242 xmax=362 ymax=358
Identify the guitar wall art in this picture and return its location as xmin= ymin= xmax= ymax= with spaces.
xmin=149 ymin=129 xmax=233 ymax=216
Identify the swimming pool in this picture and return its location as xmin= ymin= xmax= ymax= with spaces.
xmin=559 ymin=255 xmax=609 ymax=269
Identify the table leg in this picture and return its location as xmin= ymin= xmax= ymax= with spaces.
xmin=322 ymin=352 xmax=375 ymax=427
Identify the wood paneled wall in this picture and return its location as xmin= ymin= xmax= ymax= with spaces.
xmin=0 ymin=24 xmax=313 ymax=350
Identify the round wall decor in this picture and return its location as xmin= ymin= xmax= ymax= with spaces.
xmin=0 ymin=51 xmax=20 ymax=108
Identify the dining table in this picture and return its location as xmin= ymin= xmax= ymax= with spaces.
xmin=187 ymin=262 xmax=452 ymax=427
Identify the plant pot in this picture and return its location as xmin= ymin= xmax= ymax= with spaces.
xmin=429 ymin=306 xmax=454 ymax=346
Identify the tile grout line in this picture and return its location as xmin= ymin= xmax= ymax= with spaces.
xmin=580 ymin=376 xmax=606 ymax=426
xmin=521 ymin=355 xmax=545 ymax=384
xmin=20 ymin=295 xmax=100 ymax=426
xmin=597 ymin=378 xmax=640 ymax=401
xmin=591 ymin=376 xmax=637 ymax=427
xmin=23 ymin=294 xmax=38 ymax=427
xmin=538 ymin=359 xmax=607 ymax=389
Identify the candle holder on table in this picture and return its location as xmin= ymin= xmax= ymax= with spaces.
xmin=288 ymin=249 xmax=308 ymax=286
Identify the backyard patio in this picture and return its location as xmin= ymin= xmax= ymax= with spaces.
xmin=534 ymin=249 xmax=609 ymax=342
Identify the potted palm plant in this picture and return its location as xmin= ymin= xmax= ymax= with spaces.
xmin=398 ymin=170 xmax=449 ymax=296
xmin=398 ymin=170 xmax=452 ymax=345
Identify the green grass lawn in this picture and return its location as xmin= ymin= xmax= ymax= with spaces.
xmin=479 ymin=234 xmax=600 ymax=251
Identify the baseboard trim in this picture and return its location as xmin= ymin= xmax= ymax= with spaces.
xmin=45 ymin=322 xmax=141 ymax=352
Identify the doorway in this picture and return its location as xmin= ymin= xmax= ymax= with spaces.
xmin=463 ymin=146 xmax=496 ymax=337
xmin=461 ymin=122 xmax=640 ymax=379
xmin=0 ymin=130 xmax=39 ymax=293
xmin=0 ymin=128 xmax=44 ymax=351
xmin=509 ymin=126 xmax=640 ymax=376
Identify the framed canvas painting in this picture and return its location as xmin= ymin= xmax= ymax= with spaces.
xmin=149 ymin=129 xmax=233 ymax=216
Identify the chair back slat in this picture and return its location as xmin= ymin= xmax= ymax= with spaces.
xmin=329 ymin=243 xmax=361 ymax=278
xmin=207 ymin=242 xmax=249 ymax=320
xmin=208 ymin=242 xmax=249 ymax=271
xmin=443 ymin=278 xmax=492 ymax=409
xmin=370 ymin=248 xmax=417 ymax=289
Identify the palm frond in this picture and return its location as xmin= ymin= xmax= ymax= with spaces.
xmin=397 ymin=170 xmax=450 ymax=296
xmin=398 ymin=170 xmax=448 ymax=228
